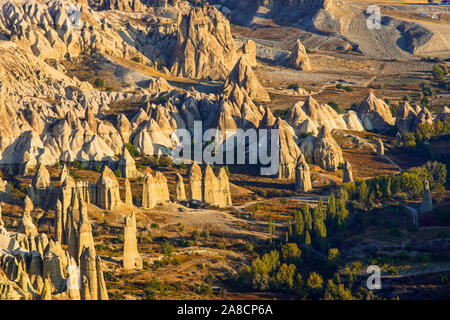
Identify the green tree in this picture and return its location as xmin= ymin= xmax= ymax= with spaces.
xmin=294 ymin=210 xmax=304 ymax=237
xmin=273 ymin=264 xmax=297 ymax=290
xmin=305 ymin=231 xmax=311 ymax=246
xmin=281 ymin=243 xmax=301 ymax=264
xmin=303 ymin=204 xmax=313 ymax=231
xmin=358 ymin=180 xmax=369 ymax=204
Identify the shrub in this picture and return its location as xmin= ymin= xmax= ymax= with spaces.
xmin=160 ymin=240 xmax=174 ymax=256
xmin=288 ymin=83 xmax=299 ymax=90
xmin=113 ymin=169 xmax=122 ymax=178
xmin=94 ymin=78 xmax=104 ymax=88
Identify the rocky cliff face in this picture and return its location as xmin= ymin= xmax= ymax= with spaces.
xmin=313 ymin=125 xmax=344 ymax=171
xmin=170 ymin=4 xmax=237 ymax=80
xmin=223 ymin=57 xmax=270 ymax=102
xmin=95 ymin=166 xmax=122 ymax=210
xmin=123 ymin=212 xmax=143 ymax=270
xmin=286 ymin=96 xmax=363 ymax=136
xmin=289 ymin=39 xmax=311 ymax=71
xmin=295 ymin=154 xmax=312 ymax=192
xmin=98 ymin=0 xmax=145 ymax=12
xmin=357 ymin=92 xmax=394 ymax=131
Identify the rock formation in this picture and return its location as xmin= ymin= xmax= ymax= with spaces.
xmin=395 ymin=101 xmax=417 ymax=133
xmin=77 ymin=202 xmax=96 ymax=263
xmin=119 ymin=146 xmax=141 ymax=179
xmin=189 ymin=163 xmax=203 ymax=201
xmin=99 ymin=0 xmax=144 ymax=12
xmin=342 ymin=160 xmax=354 ymax=183
xmin=123 ymin=212 xmax=142 ymax=270
xmin=59 ymin=165 xmax=69 ymax=183
xmin=32 ymin=165 xmax=52 ymax=190
xmin=186 ymin=164 xmax=232 ymax=207
xmin=237 ymin=40 xmax=257 ymax=67
xmin=95 ymin=166 xmax=122 ymax=210
xmin=420 ymin=180 xmax=433 ymax=214
xmin=18 ymin=196 xmax=38 ymax=236
xmin=412 ymin=107 xmax=434 ymax=131
xmin=217 ymin=167 xmax=233 ymax=207
xmin=313 ymin=125 xmax=344 ymax=171
xmin=275 ymin=117 xmax=302 ymax=179
xmin=376 ymin=138 xmax=384 ymax=156
xmin=223 ymin=57 xmax=270 ymax=102
xmin=436 ymin=106 xmax=450 ymax=122
xmin=125 ymin=179 xmax=133 ymax=206
xmin=289 ymin=39 xmax=311 ymax=71
xmin=175 ymin=173 xmax=186 ymax=201
xmin=142 ymin=172 xmax=170 ymax=209
xmin=357 ymin=92 xmax=394 ymax=131
xmin=170 ymin=5 xmax=237 ymax=80
xmin=295 ymin=154 xmax=312 ymax=192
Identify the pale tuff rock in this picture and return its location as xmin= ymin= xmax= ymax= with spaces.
xmin=0 ymin=204 xmax=3 ymax=228
xmin=259 ymin=106 xmax=277 ymax=129
xmin=436 ymin=106 xmax=450 ymax=122
xmin=237 ymin=40 xmax=257 ymax=67
xmin=223 ymin=57 xmax=270 ymax=102
xmin=77 ymin=202 xmax=96 ymax=263
xmin=142 ymin=172 xmax=170 ymax=209
xmin=125 ymin=179 xmax=133 ymax=206
xmin=43 ymin=241 xmax=66 ymax=292
xmin=0 ymin=227 xmax=104 ymax=300
xmin=80 ymin=247 xmax=98 ymax=300
xmin=142 ymin=172 xmax=156 ymax=209
xmin=412 ymin=107 xmax=434 ymax=131
xmin=343 ymin=111 xmax=365 ymax=132
xmin=0 ymin=178 xmax=12 ymax=200
xmin=18 ymin=196 xmax=38 ymax=236
xmin=286 ymin=96 xmax=363 ymax=136
xmin=170 ymin=5 xmax=237 ymax=80
xmin=175 ymin=173 xmax=186 ymax=201
xmin=376 ymin=138 xmax=384 ymax=156
xmin=313 ymin=125 xmax=344 ymax=172
xmin=59 ymin=165 xmax=69 ymax=183
xmin=202 ymin=165 xmax=219 ymax=205
xmin=119 ymin=146 xmax=141 ymax=179
xmin=275 ymin=118 xmax=302 ymax=179
xmin=32 ymin=165 xmax=52 ymax=189
xmin=154 ymin=172 xmax=170 ymax=202
xmin=123 ymin=212 xmax=143 ymax=270
xmin=295 ymin=154 xmax=312 ymax=193
xmin=289 ymin=39 xmax=312 ymax=71
xmin=217 ymin=168 xmax=232 ymax=207
xmin=189 ymin=163 xmax=203 ymax=201
xmin=55 ymin=199 xmax=63 ymax=243
xmin=96 ymin=166 xmax=122 ymax=210
xmin=81 ymin=276 xmax=91 ymax=300
xmin=40 ymin=277 xmax=52 ymax=300
xmin=98 ymin=0 xmax=145 ymax=12
xmin=187 ymin=164 xmax=232 ymax=207
xmin=144 ymin=77 xmax=174 ymax=93
xmin=117 ymin=114 xmax=132 ymax=143
xmin=395 ymin=101 xmax=417 ymax=133
xmin=420 ymin=180 xmax=433 ymax=214
xmin=343 ymin=160 xmax=354 ymax=183
xmin=357 ymin=92 xmax=394 ymax=131
xmin=96 ymin=256 xmax=108 ymax=300
xmin=0 ymin=1 xmax=151 ymax=62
